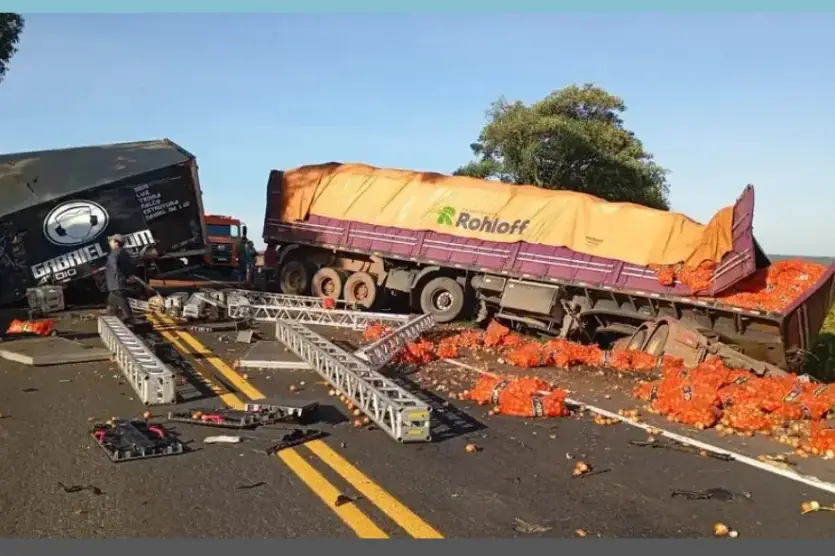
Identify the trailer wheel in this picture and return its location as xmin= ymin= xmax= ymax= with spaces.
xmin=279 ymin=260 xmax=312 ymax=295
xmin=644 ymin=323 xmax=670 ymax=357
xmin=311 ymin=267 xmax=346 ymax=300
xmin=420 ymin=277 xmax=465 ymax=324
xmin=344 ymin=272 xmax=377 ymax=309
xmin=626 ymin=327 xmax=648 ymax=352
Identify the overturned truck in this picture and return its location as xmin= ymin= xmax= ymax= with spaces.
xmin=0 ymin=139 xmax=209 ymax=307
xmin=261 ymin=163 xmax=835 ymax=377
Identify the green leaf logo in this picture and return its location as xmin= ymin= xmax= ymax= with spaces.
xmin=436 ymin=206 xmax=455 ymax=226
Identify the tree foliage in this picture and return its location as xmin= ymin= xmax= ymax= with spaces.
xmin=0 ymin=13 xmax=24 ymax=84
xmin=454 ymin=84 xmax=671 ymax=210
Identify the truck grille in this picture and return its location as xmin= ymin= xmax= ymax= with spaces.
xmin=210 ymin=244 xmax=232 ymax=264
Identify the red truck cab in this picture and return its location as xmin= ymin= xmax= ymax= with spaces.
xmin=204 ymin=214 xmax=247 ymax=270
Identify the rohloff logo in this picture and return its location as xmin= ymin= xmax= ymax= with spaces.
xmin=433 ymin=205 xmax=530 ymax=236
xmin=43 ymin=200 xmax=110 ymax=247
xmin=436 ymin=206 xmax=455 ymax=226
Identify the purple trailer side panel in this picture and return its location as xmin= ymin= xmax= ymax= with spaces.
xmin=780 ymin=263 xmax=835 ymax=353
xmin=264 ymin=173 xmax=759 ymax=298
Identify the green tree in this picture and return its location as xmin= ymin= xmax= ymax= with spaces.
xmin=0 ymin=13 xmax=24 ymax=84
xmin=455 ymin=84 xmax=671 ymax=210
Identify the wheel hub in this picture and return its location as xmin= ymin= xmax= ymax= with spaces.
xmin=321 ymin=278 xmax=336 ymax=296
xmin=434 ymin=291 xmax=453 ymax=311
xmin=350 ymin=281 xmax=370 ymax=301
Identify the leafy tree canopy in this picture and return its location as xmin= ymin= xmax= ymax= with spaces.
xmin=454 ymin=84 xmax=671 ymax=210
xmin=0 ymin=13 xmax=24 ymax=84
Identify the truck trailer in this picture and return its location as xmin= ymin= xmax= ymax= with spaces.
xmin=262 ymin=162 xmax=835 ymax=374
xmin=0 ymin=139 xmax=209 ymax=307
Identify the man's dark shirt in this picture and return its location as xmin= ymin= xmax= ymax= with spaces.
xmin=105 ymin=247 xmax=135 ymax=292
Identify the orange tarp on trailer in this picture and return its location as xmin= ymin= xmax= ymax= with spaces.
xmin=278 ymin=162 xmax=733 ymax=268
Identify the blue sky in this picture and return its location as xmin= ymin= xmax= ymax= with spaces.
xmin=1 ymin=13 xmax=833 ymax=255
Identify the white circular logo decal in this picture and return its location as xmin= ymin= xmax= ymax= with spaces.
xmin=43 ymin=200 xmax=110 ymax=247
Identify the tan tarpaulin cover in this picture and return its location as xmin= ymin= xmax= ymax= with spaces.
xmin=279 ymin=163 xmax=734 ymax=268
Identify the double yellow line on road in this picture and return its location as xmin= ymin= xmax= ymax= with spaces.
xmin=148 ymin=314 xmax=443 ymax=539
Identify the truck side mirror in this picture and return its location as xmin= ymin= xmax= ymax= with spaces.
xmin=242 ymin=225 xmax=248 ymax=238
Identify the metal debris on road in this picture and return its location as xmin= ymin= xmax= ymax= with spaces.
xmin=512 ymin=518 xmax=551 ymax=534
xmin=629 ymin=438 xmax=734 ymax=462
xmin=670 ymin=488 xmax=750 ymax=502
xmin=203 ymin=435 xmax=242 ymax=444
xmin=334 ymin=494 xmax=355 ymax=507
xmin=260 ymin=428 xmax=327 ymax=455
xmin=57 ymin=482 xmax=103 ymax=496
xmin=235 ymin=481 xmax=267 ymax=490
xmin=91 ymin=419 xmax=185 ymax=463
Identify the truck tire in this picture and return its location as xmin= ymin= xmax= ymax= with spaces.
xmin=344 ymin=272 xmax=377 ymax=309
xmin=419 ymin=277 xmax=465 ymax=324
xmin=311 ymin=267 xmax=346 ymax=299
xmin=279 ymin=260 xmax=312 ymax=295
xmin=644 ymin=323 xmax=670 ymax=357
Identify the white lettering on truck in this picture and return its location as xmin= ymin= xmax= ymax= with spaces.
xmin=31 ymin=229 xmax=155 ymax=283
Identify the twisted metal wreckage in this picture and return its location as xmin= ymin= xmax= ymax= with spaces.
xmin=113 ymin=288 xmax=436 ymax=444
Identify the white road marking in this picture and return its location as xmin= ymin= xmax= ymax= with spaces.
xmin=442 ymin=358 xmax=835 ymax=496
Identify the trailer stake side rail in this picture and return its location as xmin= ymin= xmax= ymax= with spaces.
xmin=230 ymin=304 xmax=411 ymax=329
xmin=98 ymin=316 xmax=177 ymax=405
xmin=91 ymin=419 xmax=185 ymax=462
xmin=354 ymin=313 xmax=436 ymax=370
xmin=274 ymin=319 xmax=432 ymax=443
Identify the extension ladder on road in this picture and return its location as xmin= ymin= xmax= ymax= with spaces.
xmin=353 ymin=313 xmax=436 ymax=370
xmin=226 ymin=289 xmax=346 ymax=309
xmin=229 ymin=303 xmax=412 ymax=330
xmin=97 ymin=316 xmax=177 ymax=406
xmin=274 ymin=320 xmax=432 ymax=443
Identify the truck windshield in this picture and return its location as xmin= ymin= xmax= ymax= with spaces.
xmin=207 ymin=224 xmax=240 ymax=238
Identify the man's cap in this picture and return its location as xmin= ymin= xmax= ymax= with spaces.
xmin=109 ymin=234 xmax=124 ymax=244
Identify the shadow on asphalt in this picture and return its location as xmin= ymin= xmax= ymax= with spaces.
xmin=392 ymin=373 xmax=487 ymax=443
xmin=139 ymin=327 xmax=220 ymax=404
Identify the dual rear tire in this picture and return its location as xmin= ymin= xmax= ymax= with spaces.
xmin=278 ymin=259 xmax=467 ymax=322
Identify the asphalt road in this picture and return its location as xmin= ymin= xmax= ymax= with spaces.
xmin=1 ymin=312 xmax=835 ymax=539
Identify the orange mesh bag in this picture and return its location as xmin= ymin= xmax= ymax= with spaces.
xmin=717 ymin=260 xmax=827 ymax=312
xmin=722 ymin=400 xmax=773 ymax=432
xmin=363 ymin=323 xmax=392 ymax=342
xmin=809 ymin=421 xmax=835 ymax=454
xmin=435 ymin=338 xmax=460 ymax=359
xmin=503 ymin=343 xmax=546 ymax=368
xmin=500 ymin=389 xmax=570 ymax=418
xmin=466 ymin=376 xmax=512 ymax=406
xmin=6 ymin=319 xmax=55 ymax=337
xmin=484 ymin=321 xmax=510 ymax=347
xmin=799 ymin=385 xmax=835 ymax=421
xmin=395 ymin=339 xmax=436 ymax=365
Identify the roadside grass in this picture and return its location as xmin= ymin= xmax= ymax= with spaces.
xmin=808 ymin=304 xmax=835 ymax=382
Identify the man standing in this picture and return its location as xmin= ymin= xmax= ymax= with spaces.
xmin=104 ymin=234 xmax=136 ymax=324
xmin=237 ymin=232 xmax=249 ymax=283
xmin=245 ymin=240 xmax=257 ymax=286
